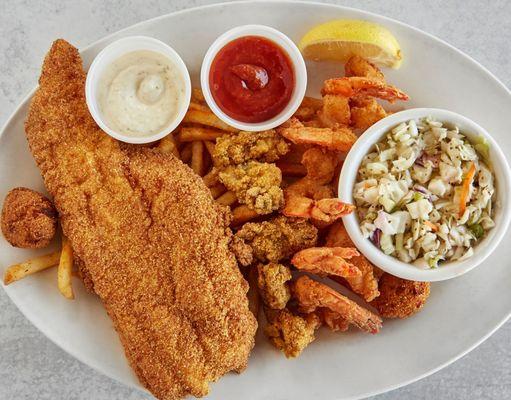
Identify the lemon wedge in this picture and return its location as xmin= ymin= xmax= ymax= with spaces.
xmin=299 ymin=20 xmax=403 ymax=68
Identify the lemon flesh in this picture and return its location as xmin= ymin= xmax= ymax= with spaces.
xmin=299 ymin=20 xmax=402 ymax=68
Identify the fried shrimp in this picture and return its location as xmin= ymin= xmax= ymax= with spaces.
xmin=317 ymin=308 xmax=349 ymax=332
xmin=293 ymin=276 xmax=382 ymax=334
xmin=283 ymin=147 xmax=337 ymax=205
xmin=349 ymin=96 xmax=387 ymax=130
xmin=279 ymin=120 xmax=357 ymax=152
xmin=283 ymin=147 xmax=355 ymax=224
xmin=291 ymin=247 xmax=361 ymax=278
xmin=219 ymin=161 xmax=284 ymax=214
xmin=317 ymin=94 xmax=351 ymax=128
xmin=257 ymin=263 xmax=292 ymax=310
xmin=326 ymin=221 xmax=381 ymax=302
xmin=264 ymin=308 xmax=321 ymax=358
xmin=284 ymin=197 xmax=355 ymax=224
xmin=370 ymin=273 xmax=430 ymax=319
xmin=345 ymin=55 xmax=385 ymax=82
xmin=317 ymin=57 xmax=404 ymax=131
xmin=1 ymin=187 xmax=57 ymax=249
xmin=318 ymin=58 xmax=385 ymax=128
xmin=301 ymin=146 xmax=338 ymax=184
xmin=235 ymin=216 xmax=318 ymax=263
xmin=213 ymin=130 xmax=289 ymax=168
xmin=322 ymin=77 xmax=409 ymax=103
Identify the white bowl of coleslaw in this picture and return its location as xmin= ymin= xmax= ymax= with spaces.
xmin=339 ymin=108 xmax=511 ymax=282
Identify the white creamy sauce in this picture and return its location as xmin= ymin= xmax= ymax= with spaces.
xmin=98 ymin=50 xmax=184 ymax=137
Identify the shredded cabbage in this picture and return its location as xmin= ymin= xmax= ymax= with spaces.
xmin=380 ymin=234 xmax=395 ymax=255
xmin=354 ymin=117 xmax=496 ymax=268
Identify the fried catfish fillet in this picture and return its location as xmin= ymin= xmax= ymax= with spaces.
xmin=25 ymin=39 xmax=257 ymax=400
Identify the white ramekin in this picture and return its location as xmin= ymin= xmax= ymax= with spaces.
xmin=85 ymin=36 xmax=191 ymax=144
xmin=339 ymin=108 xmax=511 ymax=282
xmin=200 ymin=25 xmax=307 ymax=132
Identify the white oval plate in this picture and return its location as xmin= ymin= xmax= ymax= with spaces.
xmin=1 ymin=2 xmax=510 ymax=399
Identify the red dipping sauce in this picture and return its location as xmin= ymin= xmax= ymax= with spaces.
xmin=209 ymin=36 xmax=295 ymax=123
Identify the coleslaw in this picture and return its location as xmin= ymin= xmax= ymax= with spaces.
xmin=353 ymin=117 xmax=496 ymax=269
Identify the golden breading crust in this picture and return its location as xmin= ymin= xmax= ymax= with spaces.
xmin=326 ymin=221 xmax=381 ymax=301
xmin=344 ymin=55 xmax=386 ymax=82
xmin=235 ymin=216 xmax=318 ymax=263
xmin=370 ymin=273 xmax=430 ymax=319
xmin=73 ymin=255 xmax=95 ymax=293
xmin=264 ymin=308 xmax=320 ymax=358
xmin=229 ymin=234 xmax=254 ymax=267
xmin=1 ymin=187 xmax=57 ymax=248
xmin=25 ymin=39 xmax=257 ymax=400
xmin=256 ymin=263 xmax=292 ymax=310
xmin=219 ymin=161 xmax=284 ymax=214
xmin=212 ymin=130 xmax=289 ymax=168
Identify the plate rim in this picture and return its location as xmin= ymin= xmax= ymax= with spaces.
xmin=1 ymin=1 xmax=510 ymax=399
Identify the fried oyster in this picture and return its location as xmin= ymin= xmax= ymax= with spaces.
xmin=213 ymin=130 xmax=289 ymax=168
xmin=257 ymin=263 xmax=292 ymax=310
xmin=264 ymin=308 xmax=321 ymax=358
xmin=235 ymin=216 xmax=318 ymax=263
xmin=219 ymin=161 xmax=284 ymax=214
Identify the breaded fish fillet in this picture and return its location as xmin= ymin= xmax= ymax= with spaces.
xmin=25 ymin=39 xmax=257 ymax=400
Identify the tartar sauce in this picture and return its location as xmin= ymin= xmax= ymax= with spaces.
xmin=98 ymin=50 xmax=185 ymax=137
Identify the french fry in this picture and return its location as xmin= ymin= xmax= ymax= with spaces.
xmin=191 ymin=87 xmax=206 ymax=103
xmin=203 ymin=168 xmax=219 ymax=187
xmin=216 ymin=190 xmax=238 ymax=206
xmin=180 ymin=143 xmax=193 ymax=163
xmin=191 ymin=141 xmax=205 ymax=176
xmin=203 ymin=141 xmax=216 ymax=157
xmin=203 ymin=147 xmax=212 ymax=174
xmin=158 ymin=134 xmax=180 ymax=158
xmin=210 ymin=183 xmax=227 ymax=199
xmin=183 ymin=109 xmax=238 ymax=132
xmin=178 ymin=127 xmax=226 ymax=142
xmin=188 ymin=102 xmax=210 ymax=112
xmin=276 ymin=161 xmax=307 ymax=177
xmin=3 ymin=251 xmax=61 ymax=285
xmin=231 ymin=205 xmax=259 ymax=226
xmin=58 ymin=236 xmax=74 ymax=300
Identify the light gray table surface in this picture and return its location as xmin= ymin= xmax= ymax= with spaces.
xmin=1 ymin=1 xmax=510 ymax=399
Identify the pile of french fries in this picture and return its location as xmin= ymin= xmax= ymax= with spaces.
xmin=2 ymin=88 xmax=319 ymax=300
xmin=3 ymin=237 xmax=74 ymax=299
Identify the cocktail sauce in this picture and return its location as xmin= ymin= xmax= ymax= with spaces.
xmin=209 ymin=36 xmax=295 ymax=123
